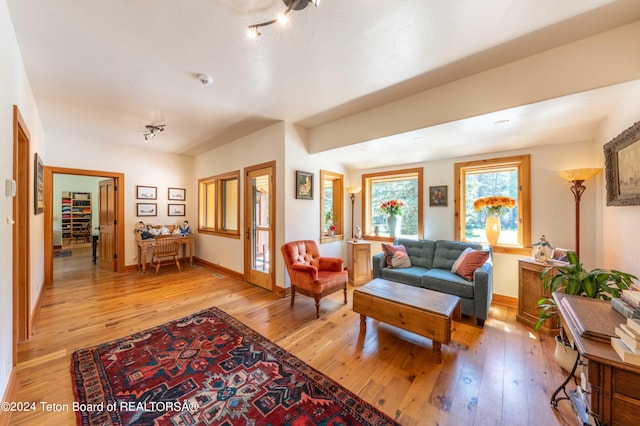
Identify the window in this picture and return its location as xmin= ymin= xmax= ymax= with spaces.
xmin=320 ymin=170 xmax=343 ymax=243
xmin=198 ymin=170 xmax=240 ymax=238
xmin=362 ymin=168 xmax=423 ymax=240
xmin=454 ymin=155 xmax=530 ymax=254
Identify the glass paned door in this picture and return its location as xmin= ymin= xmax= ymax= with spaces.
xmin=245 ymin=164 xmax=274 ymax=290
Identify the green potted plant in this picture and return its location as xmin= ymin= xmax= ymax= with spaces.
xmin=535 ymin=251 xmax=637 ymax=372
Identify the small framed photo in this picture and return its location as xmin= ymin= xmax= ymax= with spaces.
xmin=168 ymin=204 xmax=185 ymax=216
xmin=551 ymin=248 xmax=570 ymax=263
xmin=296 ymin=171 xmax=313 ymax=200
xmin=136 ymin=185 xmax=157 ymax=200
xmin=136 ymin=203 xmax=157 ymax=217
xmin=168 ymin=187 xmax=186 ymax=201
xmin=429 ymin=185 xmax=448 ymax=206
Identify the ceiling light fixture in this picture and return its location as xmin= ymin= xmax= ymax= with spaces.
xmin=144 ymin=124 xmax=166 ymax=141
xmin=247 ymin=0 xmax=320 ymax=39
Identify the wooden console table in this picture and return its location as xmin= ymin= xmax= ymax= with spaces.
xmin=553 ymin=292 xmax=640 ymax=425
xmin=136 ymin=234 xmax=194 ymax=273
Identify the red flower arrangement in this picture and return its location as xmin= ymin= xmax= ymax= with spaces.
xmin=380 ymin=199 xmax=404 ymax=216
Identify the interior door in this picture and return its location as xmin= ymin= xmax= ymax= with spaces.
xmin=98 ymin=178 xmax=117 ymax=272
xmin=244 ymin=163 xmax=274 ymax=290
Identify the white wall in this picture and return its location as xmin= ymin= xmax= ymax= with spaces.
xmin=346 ymin=139 xmax=599 ymax=298
xmin=596 ymin=85 xmax=640 ymax=279
xmin=44 ymin=137 xmax=193 ymax=267
xmin=0 ymin=0 xmax=45 ymax=402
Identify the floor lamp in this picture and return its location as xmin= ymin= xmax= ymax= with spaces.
xmin=346 ymin=186 xmax=361 ymax=240
xmin=558 ymin=168 xmax=601 ymax=259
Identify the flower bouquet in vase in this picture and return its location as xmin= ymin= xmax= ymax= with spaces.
xmin=473 ymin=196 xmax=516 ymax=245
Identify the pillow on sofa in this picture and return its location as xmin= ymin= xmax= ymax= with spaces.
xmin=381 ymin=244 xmax=412 ymax=269
xmin=452 ymin=249 xmax=490 ymax=281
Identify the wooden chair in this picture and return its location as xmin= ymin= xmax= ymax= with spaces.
xmin=281 ymin=240 xmax=348 ymax=318
xmin=151 ymin=235 xmax=182 ymax=275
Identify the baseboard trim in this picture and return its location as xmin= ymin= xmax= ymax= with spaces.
xmin=0 ymin=368 xmax=17 ymax=426
xmin=29 ymin=279 xmax=45 ymax=336
xmin=194 ymin=257 xmax=244 ymax=281
xmin=492 ymin=294 xmax=518 ymax=308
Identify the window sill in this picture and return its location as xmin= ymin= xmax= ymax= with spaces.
xmin=491 ymin=245 xmax=530 ymax=255
xmin=198 ymin=229 xmax=241 ymax=239
xmin=320 ymin=234 xmax=343 ymax=244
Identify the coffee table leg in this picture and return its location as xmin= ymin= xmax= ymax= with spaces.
xmin=433 ymin=341 xmax=442 ymax=364
xmin=360 ymin=314 xmax=367 ymax=333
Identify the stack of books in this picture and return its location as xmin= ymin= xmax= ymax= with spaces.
xmin=612 ymin=317 xmax=640 ymax=366
xmin=610 ymin=290 xmax=640 ymax=319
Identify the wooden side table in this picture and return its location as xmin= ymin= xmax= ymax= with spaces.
xmin=347 ymin=240 xmax=371 ymax=285
xmin=517 ymin=258 xmax=560 ymax=334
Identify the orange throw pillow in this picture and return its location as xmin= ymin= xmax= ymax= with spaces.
xmin=454 ymin=250 xmax=489 ymax=281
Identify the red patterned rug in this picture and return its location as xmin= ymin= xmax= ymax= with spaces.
xmin=71 ymin=306 xmax=398 ymax=425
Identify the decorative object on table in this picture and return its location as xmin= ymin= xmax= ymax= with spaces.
xmin=354 ymin=225 xmax=362 ymax=240
xmin=71 ymin=306 xmax=395 ymax=426
xmin=33 ymin=153 xmax=44 ymax=214
xmin=551 ymin=247 xmax=570 ymax=263
xmin=473 ymin=196 xmax=516 ymax=245
xmin=295 ymin=170 xmax=313 ymax=200
xmin=167 ymin=187 xmax=186 ymax=201
xmin=168 ymin=203 xmax=185 ymax=216
xmin=380 ymin=199 xmax=404 ymax=238
xmin=429 ymin=185 xmax=448 ymax=206
xmin=604 ymin=120 xmax=640 ymax=207
xmin=558 ymin=168 xmax=602 ymax=258
xmin=136 ymin=185 xmax=157 ymax=200
xmin=531 ymin=235 xmax=553 ymax=262
xmin=534 ymin=250 xmax=637 ymax=332
xmin=179 ymin=220 xmax=191 ymax=236
xmin=347 ymin=186 xmax=362 ymax=239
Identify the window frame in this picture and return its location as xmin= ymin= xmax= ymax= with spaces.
xmin=454 ymin=154 xmax=531 ymax=254
xmin=361 ymin=167 xmax=423 ymax=242
xmin=198 ymin=170 xmax=241 ymax=239
xmin=319 ymin=169 xmax=344 ymax=244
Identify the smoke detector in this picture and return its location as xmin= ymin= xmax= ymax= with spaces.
xmin=198 ymin=74 xmax=213 ymax=86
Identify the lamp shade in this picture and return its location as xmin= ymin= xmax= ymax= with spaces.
xmin=558 ymin=168 xmax=602 ymax=182
xmin=346 ymin=186 xmax=362 ymax=194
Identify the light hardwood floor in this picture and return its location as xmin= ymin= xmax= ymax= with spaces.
xmin=8 ymin=247 xmax=575 ymax=425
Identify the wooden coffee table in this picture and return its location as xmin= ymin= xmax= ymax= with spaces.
xmin=353 ymin=278 xmax=461 ymax=363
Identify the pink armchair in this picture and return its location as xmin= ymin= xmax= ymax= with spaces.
xmin=281 ymin=240 xmax=348 ymax=318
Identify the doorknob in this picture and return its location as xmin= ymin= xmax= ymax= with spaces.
xmin=246 ymin=228 xmax=250 ymax=240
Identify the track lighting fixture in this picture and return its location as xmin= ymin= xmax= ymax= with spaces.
xmin=144 ymin=124 xmax=166 ymax=141
xmin=247 ymin=0 xmax=320 ymax=39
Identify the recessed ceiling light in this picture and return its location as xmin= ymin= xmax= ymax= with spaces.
xmin=494 ymin=119 xmax=510 ymax=126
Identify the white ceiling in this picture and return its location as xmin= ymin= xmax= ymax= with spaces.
xmin=7 ymin=0 xmax=640 ymax=170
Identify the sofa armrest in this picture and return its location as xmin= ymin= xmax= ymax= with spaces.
xmin=472 ymin=260 xmax=493 ymax=322
xmin=372 ymin=253 xmax=387 ymax=278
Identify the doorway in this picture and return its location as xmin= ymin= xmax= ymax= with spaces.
xmin=12 ymin=106 xmax=31 ymax=367
xmin=44 ymin=167 xmax=125 ymax=285
xmin=244 ymin=161 xmax=275 ymax=291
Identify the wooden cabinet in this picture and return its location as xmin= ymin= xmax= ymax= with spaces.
xmin=517 ymin=258 xmax=560 ymax=334
xmin=61 ymin=191 xmax=92 ymax=244
xmin=347 ymin=241 xmax=371 ymax=285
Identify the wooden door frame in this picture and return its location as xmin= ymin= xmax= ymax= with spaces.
xmin=44 ymin=167 xmax=125 ymax=285
xmin=243 ymin=161 xmax=276 ymax=291
xmin=12 ymin=105 xmax=31 ymax=367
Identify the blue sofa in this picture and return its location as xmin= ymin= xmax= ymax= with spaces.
xmin=372 ymin=239 xmax=493 ymax=326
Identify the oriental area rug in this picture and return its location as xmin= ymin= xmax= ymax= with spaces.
xmin=71 ymin=306 xmax=398 ymax=426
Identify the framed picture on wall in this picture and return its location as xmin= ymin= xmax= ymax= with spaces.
xmin=137 ymin=203 xmax=157 ymax=216
xmin=429 ymin=185 xmax=447 ymax=206
xmin=34 ymin=153 xmax=44 ymax=214
xmin=296 ymin=171 xmax=313 ymax=200
xmin=604 ymin=120 xmax=640 ymax=206
xmin=136 ymin=185 xmax=157 ymax=200
xmin=168 ymin=187 xmax=186 ymax=201
xmin=168 ymin=204 xmax=185 ymax=216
